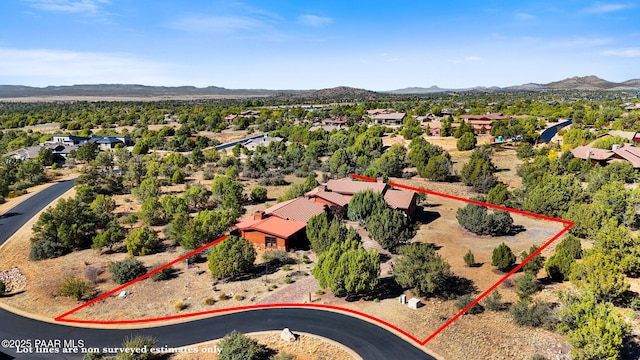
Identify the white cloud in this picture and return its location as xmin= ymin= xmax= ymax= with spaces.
xmin=548 ymin=37 xmax=612 ymax=48
xmin=298 ymin=15 xmax=333 ymax=27
xmin=0 ymin=47 xmax=180 ymax=86
xmin=23 ymin=0 xmax=109 ymax=15
xmin=515 ymin=12 xmax=536 ymax=20
xmin=584 ymin=2 xmax=633 ymax=13
xmin=449 ymin=56 xmax=482 ymax=64
xmin=603 ymin=48 xmax=640 ymax=57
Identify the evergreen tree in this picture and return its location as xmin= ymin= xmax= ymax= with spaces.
xmin=491 ymin=243 xmax=516 ymax=272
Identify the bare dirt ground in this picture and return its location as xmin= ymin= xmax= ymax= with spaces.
xmin=170 ymin=331 xmax=359 ymax=360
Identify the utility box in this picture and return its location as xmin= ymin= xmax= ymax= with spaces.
xmin=408 ymin=297 xmax=421 ymax=310
xmin=399 ymin=294 xmax=406 ymax=304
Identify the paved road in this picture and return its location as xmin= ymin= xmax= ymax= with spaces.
xmin=0 ymin=180 xmax=75 ymax=245
xmin=0 ymin=181 xmax=435 ymax=360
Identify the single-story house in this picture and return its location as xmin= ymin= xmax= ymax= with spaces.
xmin=371 ymin=112 xmax=406 ymax=125
xmin=242 ymin=135 xmax=289 ymax=151
xmin=572 ymin=142 xmax=640 ymax=168
xmin=6 ymin=143 xmax=77 ymax=161
xmin=306 ymin=177 xmax=417 ymax=219
xmin=52 ymin=134 xmax=89 ymax=146
xmin=459 ymin=112 xmax=506 ymax=121
xmin=236 ymin=212 xmax=307 ymax=251
xmin=235 ymin=197 xmax=326 ymax=251
xmin=321 ymin=117 xmax=348 ymax=126
xmin=606 ymin=130 xmax=640 ymax=143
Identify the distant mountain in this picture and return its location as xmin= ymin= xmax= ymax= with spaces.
xmin=0 ymin=84 xmax=288 ymax=98
xmin=505 ymin=83 xmax=546 ymax=91
xmin=385 ymin=86 xmax=448 ymax=94
xmin=1 ymin=76 xmax=640 ymax=100
xmin=386 ymin=76 xmax=640 ymax=94
xmin=544 ymin=75 xmax=620 ymax=90
xmin=295 ymin=86 xmax=380 ymax=100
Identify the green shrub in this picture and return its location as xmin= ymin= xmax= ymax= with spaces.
xmin=83 ymin=352 xmax=105 ymax=360
xmin=509 ymin=300 xmax=553 ymax=328
xmin=283 ymin=276 xmax=293 ymax=284
xmin=555 ymin=235 xmax=582 ymax=259
xmin=58 ymin=276 xmax=93 ymax=301
xmin=149 ymin=264 xmax=174 ymax=281
xmin=482 ymin=290 xmax=504 ymax=311
xmin=262 ymin=250 xmax=295 ymax=265
xmin=174 ymin=301 xmax=187 ymax=311
xmin=492 ymin=243 xmax=516 ymax=272
xmin=250 ymin=187 xmax=268 ymax=202
xmin=29 ymin=239 xmax=66 ymax=260
xmin=545 ymin=249 xmax=574 ymax=282
xmin=456 ymin=204 xmax=514 ymax=236
xmin=517 ymin=272 xmax=539 ymax=300
xmin=456 ymin=132 xmax=477 ymax=151
xmin=218 ymin=330 xmax=269 ymax=360
xmin=110 ymin=258 xmax=148 ymax=285
xmin=455 ymin=294 xmax=484 ymax=315
xmin=463 ymin=250 xmax=475 ymax=267
xmin=271 ymin=353 xmax=296 ymax=360
xmin=118 ymin=335 xmax=156 ymax=360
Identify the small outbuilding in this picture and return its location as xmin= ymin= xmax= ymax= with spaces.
xmin=407 ymin=297 xmax=422 ymax=310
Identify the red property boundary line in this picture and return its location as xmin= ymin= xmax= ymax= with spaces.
xmin=56 ymin=174 xmax=573 ymax=347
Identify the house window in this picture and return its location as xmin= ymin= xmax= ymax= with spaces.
xmin=266 ymin=236 xmax=277 ymax=248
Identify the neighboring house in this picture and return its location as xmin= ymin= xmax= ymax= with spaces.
xmin=242 ymin=135 xmax=289 ymax=151
xmin=459 ymin=112 xmax=506 ymax=121
xmin=321 ymin=117 xmax=348 ymax=126
xmin=235 ymin=197 xmax=326 ymax=251
xmin=371 ymin=112 xmax=406 ymax=125
xmin=89 ymin=136 xmax=123 ymax=149
xmin=572 ymin=142 xmax=640 ymax=168
xmin=309 ymin=124 xmax=343 ymax=132
xmin=53 ymin=134 xmax=133 ymax=149
xmin=240 ymin=110 xmax=261 ymax=117
xmin=52 ymin=134 xmax=89 ymax=146
xmin=6 ymin=143 xmax=77 ymax=161
xmin=606 ymin=130 xmax=640 ymax=143
xmin=5 ymin=145 xmax=43 ymax=161
xmin=367 ymin=108 xmax=394 ymax=116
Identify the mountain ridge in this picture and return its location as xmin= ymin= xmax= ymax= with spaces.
xmin=1 ymin=76 xmax=639 ymax=99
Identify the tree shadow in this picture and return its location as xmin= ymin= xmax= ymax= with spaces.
xmin=366 ymin=277 xmax=405 ymax=301
xmin=622 ymin=334 xmax=640 ymax=360
xmin=415 ymin=208 xmax=441 ymax=225
xmin=442 ymin=275 xmax=477 ymax=298
xmin=2 ymin=290 xmax=25 ymax=298
xmin=379 ymin=253 xmax=392 ymax=264
xmin=0 ymin=212 xmax=22 ymax=219
xmin=507 ymin=225 xmax=527 ymax=236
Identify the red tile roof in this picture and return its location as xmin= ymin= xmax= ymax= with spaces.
xmin=237 ymin=216 xmax=306 ymax=239
xmin=325 ymin=178 xmax=388 ymax=195
xmin=383 ymin=189 xmax=416 ymax=210
xmin=265 ymin=197 xmax=326 ymax=223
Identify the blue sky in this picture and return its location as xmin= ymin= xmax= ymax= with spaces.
xmin=0 ymin=1 xmax=639 ymax=90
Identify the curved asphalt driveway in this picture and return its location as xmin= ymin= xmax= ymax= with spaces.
xmin=0 ymin=181 xmax=434 ymax=360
